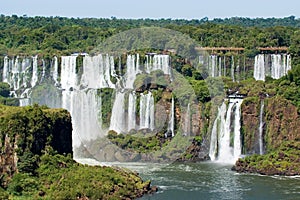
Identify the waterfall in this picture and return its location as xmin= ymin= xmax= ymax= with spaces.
xmin=81 ymin=54 xmax=115 ymax=89
xmin=61 ymin=56 xmax=78 ymax=90
xmin=231 ymin=56 xmax=235 ymax=82
xmin=109 ymin=91 xmax=126 ymax=133
xmin=209 ymin=98 xmax=243 ymax=164
xmin=128 ymin=92 xmax=137 ymax=131
xmin=258 ymin=100 xmax=264 ymax=155
xmin=210 ymin=55 xmax=217 ymax=77
xmin=233 ymin=99 xmax=242 ymax=161
xmin=3 ymin=56 xmax=9 ymax=83
xmin=52 ymin=56 xmax=59 ymax=85
xmin=125 ymin=54 xmax=140 ymax=89
xmin=139 ymin=92 xmax=155 ymax=130
xmin=0 ymin=54 xmax=175 ymax=151
xmin=145 ymin=54 xmax=171 ymax=75
xmin=19 ymin=98 xmax=30 ymax=107
xmin=31 ymin=56 xmax=39 ymax=88
xmin=254 ymin=54 xmax=291 ymax=81
xmin=254 ymin=54 xmax=265 ymax=81
xmin=166 ymin=97 xmax=175 ymax=137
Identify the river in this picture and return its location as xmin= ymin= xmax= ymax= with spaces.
xmin=75 ymin=159 xmax=300 ymax=200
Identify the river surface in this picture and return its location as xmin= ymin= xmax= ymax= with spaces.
xmin=75 ymin=159 xmax=300 ymax=200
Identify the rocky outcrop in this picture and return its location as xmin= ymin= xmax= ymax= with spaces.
xmin=233 ymin=141 xmax=300 ymax=176
xmin=265 ymin=96 xmax=300 ymax=150
xmin=241 ymin=97 xmax=260 ymax=154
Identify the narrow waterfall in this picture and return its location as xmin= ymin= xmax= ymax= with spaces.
xmin=125 ymin=54 xmax=140 ymax=89
xmin=128 ymin=92 xmax=137 ymax=131
xmin=209 ymin=55 xmax=217 ymax=77
xmin=258 ymin=100 xmax=265 ymax=155
xmin=233 ymin=99 xmax=242 ymax=160
xmin=166 ymin=97 xmax=175 ymax=137
xmin=109 ymin=91 xmax=126 ymax=133
xmin=61 ymin=56 xmax=78 ymax=90
xmin=183 ymin=103 xmax=191 ymax=136
xmin=254 ymin=54 xmax=265 ymax=81
xmin=3 ymin=56 xmax=9 ymax=83
xmin=40 ymin=59 xmax=46 ymax=83
xmin=209 ymin=98 xmax=243 ymax=164
xmin=231 ymin=56 xmax=235 ymax=82
xmin=139 ymin=92 xmax=155 ymax=130
xmin=52 ymin=56 xmax=59 ymax=85
xmin=31 ymin=56 xmax=39 ymax=88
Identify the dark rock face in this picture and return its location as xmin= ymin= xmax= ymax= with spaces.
xmin=234 ymin=96 xmax=300 ymax=176
xmin=241 ymin=97 xmax=260 ymax=154
xmin=265 ymin=97 xmax=300 ymax=150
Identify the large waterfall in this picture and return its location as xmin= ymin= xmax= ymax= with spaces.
xmin=209 ymin=98 xmax=243 ymax=164
xmin=1 ymin=54 xmax=172 ymax=149
xmin=254 ymin=54 xmax=291 ymax=81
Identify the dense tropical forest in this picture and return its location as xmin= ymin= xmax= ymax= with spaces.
xmin=1 ymin=14 xmax=300 ymax=199
xmin=2 ymin=14 xmax=300 ymax=108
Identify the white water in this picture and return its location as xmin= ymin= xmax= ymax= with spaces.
xmin=61 ymin=56 xmax=78 ymax=90
xmin=125 ymin=54 xmax=140 ymax=89
xmin=167 ymin=97 xmax=175 ymax=137
xmin=139 ymin=92 xmax=155 ymax=130
xmin=209 ymin=98 xmax=243 ymax=164
xmin=1 ymin=54 xmax=174 ymax=150
xmin=31 ymin=56 xmax=39 ymax=88
xmin=254 ymin=54 xmax=291 ymax=81
xmin=81 ymin=54 xmax=115 ymax=89
xmin=109 ymin=91 xmax=126 ymax=133
xmin=145 ymin=54 xmax=171 ymax=75
xmin=52 ymin=56 xmax=59 ymax=85
xmin=231 ymin=56 xmax=235 ymax=82
xmin=254 ymin=54 xmax=265 ymax=81
xmin=258 ymin=100 xmax=264 ymax=155
xmin=128 ymin=92 xmax=137 ymax=131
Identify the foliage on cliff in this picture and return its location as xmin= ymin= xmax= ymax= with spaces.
xmin=233 ymin=141 xmax=300 ymax=176
xmin=0 ymin=104 xmax=153 ymax=199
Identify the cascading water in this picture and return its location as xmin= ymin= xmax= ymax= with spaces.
xmin=125 ymin=54 xmax=140 ymax=89
xmin=128 ymin=92 xmax=137 ymax=131
xmin=231 ymin=56 xmax=235 ymax=82
xmin=139 ymin=92 xmax=155 ymax=130
xmin=145 ymin=54 xmax=171 ymax=75
xmin=1 ymin=53 xmax=173 ymax=151
xmin=258 ymin=100 xmax=265 ymax=155
xmin=81 ymin=54 xmax=115 ymax=89
xmin=31 ymin=55 xmax=39 ymax=88
xmin=254 ymin=54 xmax=265 ymax=81
xmin=166 ymin=97 xmax=175 ymax=137
xmin=52 ymin=56 xmax=59 ymax=85
xmin=209 ymin=98 xmax=243 ymax=164
xmin=254 ymin=54 xmax=291 ymax=81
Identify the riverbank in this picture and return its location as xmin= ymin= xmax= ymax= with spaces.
xmin=232 ymin=141 xmax=300 ymax=176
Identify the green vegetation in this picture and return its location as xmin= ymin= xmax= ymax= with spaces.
xmin=234 ymin=141 xmax=300 ymax=176
xmin=107 ymin=130 xmax=169 ymax=153
xmin=0 ymin=104 xmax=152 ymax=199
